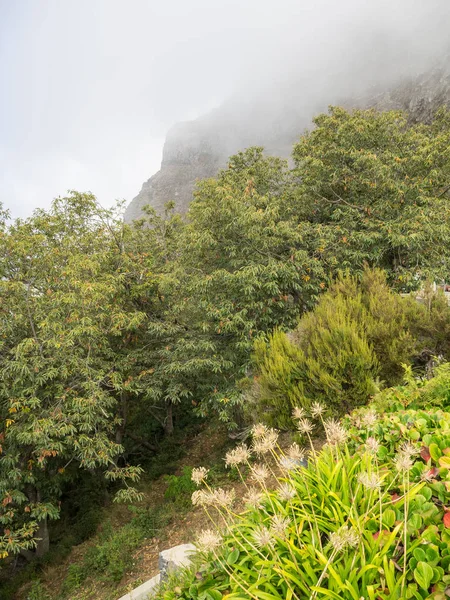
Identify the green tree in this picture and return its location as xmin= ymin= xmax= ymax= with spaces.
xmin=292 ymin=106 xmax=450 ymax=287
xmin=0 ymin=194 xmax=146 ymax=559
xmin=179 ymin=149 xmax=328 ymax=422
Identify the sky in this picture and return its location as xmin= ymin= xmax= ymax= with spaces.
xmin=1 ymin=0 xmax=449 ymax=219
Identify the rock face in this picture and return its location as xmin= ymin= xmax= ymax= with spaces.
xmin=124 ymin=61 xmax=450 ymax=222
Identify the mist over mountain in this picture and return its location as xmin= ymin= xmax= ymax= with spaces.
xmin=125 ymin=5 xmax=450 ymax=222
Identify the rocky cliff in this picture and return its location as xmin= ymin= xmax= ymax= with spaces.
xmin=124 ymin=61 xmax=450 ymax=223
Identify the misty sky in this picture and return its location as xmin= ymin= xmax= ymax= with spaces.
xmin=1 ymin=0 xmax=449 ymax=219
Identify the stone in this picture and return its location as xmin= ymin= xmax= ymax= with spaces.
xmin=117 ymin=573 xmax=160 ymax=600
xmin=158 ymin=542 xmax=196 ymax=582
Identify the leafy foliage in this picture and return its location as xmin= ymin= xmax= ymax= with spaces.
xmin=2 ymin=105 xmax=450 ymax=566
xmin=246 ymin=268 xmax=442 ymax=426
xmin=292 ymin=106 xmax=450 ymax=287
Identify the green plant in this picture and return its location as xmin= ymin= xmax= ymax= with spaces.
xmin=174 ymin=406 xmax=450 ymax=599
xmin=164 ymin=467 xmax=197 ymax=507
xmin=26 ymin=580 xmax=51 ymax=600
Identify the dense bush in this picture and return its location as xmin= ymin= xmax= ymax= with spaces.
xmin=246 ymin=269 xmax=450 ymax=428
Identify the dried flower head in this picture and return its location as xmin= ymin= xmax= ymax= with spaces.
xmin=310 ymin=402 xmax=325 ymax=418
xmin=329 ymin=525 xmax=359 ymax=552
xmin=243 ymin=488 xmax=264 ymax=508
xmin=394 ymin=452 xmax=413 ymax=472
xmin=191 ymin=467 xmax=209 ymax=486
xmin=212 ymin=488 xmax=235 ymax=507
xmin=252 ymin=525 xmax=274 ymax=549
xmin=399 ymin=441 xmax=418 ymax=459
xmin=253 ymin=429 xmax=278 ymax=455
xmin=196 ymin=529 xmax=222 ymax=552
xmin=225 ymin=444 xmax=250 ymax=468
xmin=297 ymin=418 xmax=314 ymax=435
xmin=251 ymin=464 xmax=270 ymax=483
xmin=324 ymin=419 xmax=348 ymax=446
xmin=357 ymin=471 xmax=382 ymax=490
xmin=287 ymin=443 xmax=306 ymax=463
xmin=252 ymin=423 xmax=269 ymax=439
xmin=365 ymin=437 xmax=380 ymax=455
xmin=279 ymin=456 xmax=299 ymax=472
xmin=277 ymin=483 xmax=296 ymax=501
xmin=191 ymin=490 xmax=209 ymax=506
xmin=270 ymin=514 xmax=291 ymax=539
xmin=292 ymin=406 xmax=306 ymax=420
xmin=361 ymin=410 xmax=378 ymax=428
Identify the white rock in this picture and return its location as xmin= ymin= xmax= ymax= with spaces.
xmin=159 ymin=543 xmax=196 ymax=582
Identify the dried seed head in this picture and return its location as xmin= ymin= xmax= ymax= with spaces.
xmin=287 ymin=443 xmax=306 ymax=463
xmin=399 ymin=441 xmax=418 ymax=459
xmin=243 ymin=487 xmax=264 ymax=509
xmin=394 ymin=452 xmax=413 ymax=472
xmin=365 ymin=437 xmax=380 ymax=455
xmin=357 ymin=471 xmax=382 ymax=490
xmin=252 ymin=429 xmax=278 ymax=455
xmin=191 ymin=467 xmax=209 ymax=486
xmin=292 ymin=406 xmax=306 ymax=420
xmin=225 ymin=444 xmax=250 ymax=468
xmin=324 ymin=419 xmax=348 ymax=446
xmin=310 ymin=402 xmax=325 ymax=418
xmin=252 ymin=525 xmax=274 ymax=549
xmin=297 ymin=418 xmax=314 ymax=435
xmin=277 ymin=483 xmax=296 ymax=501
xmin=329 ymin=525 xmax=359 ymax=552
xmin=279 ymin=456 xmax=299 ymax=472
xmin=212 ymin=488 xmax=235 ymax=507
xmin=361 ymin=410 xmax=378 ymax=428
xmin=196 ymin=529 xmax=222 ymax=552
xmin=270 ymin=514 xmax=291 ymax=539
xmin=191 ymin=490 xmax=209 ymax=506
xmin=251 ymin=464 xmax=270 ymax=483
xmin=252 ymin=423 xmax=269 ymax=439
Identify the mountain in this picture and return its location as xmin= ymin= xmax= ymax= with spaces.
xmin=124 ymin=61 xmax=450 ymax=223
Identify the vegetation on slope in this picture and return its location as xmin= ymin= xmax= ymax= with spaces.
xmin=1 ymin=105 xmax=450 ymax=597
xmin=165 ymin=371 xmax=450 ymax=599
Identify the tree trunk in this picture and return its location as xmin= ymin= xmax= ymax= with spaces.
xmin=164 ymin=400 xmax=174 ymax=435
xmin=35 ymin=516 xmax=50 ymax=557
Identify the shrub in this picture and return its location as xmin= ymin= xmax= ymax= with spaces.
xmin=164 ymin=467 xmax=197 ymax=507
xmin=247 ymin=268 xmax=418 ymax=426
xmin=171 ymin=405 xmax=450 ymax=600
xmin=364 ymin=362 xmax=450 ymax=415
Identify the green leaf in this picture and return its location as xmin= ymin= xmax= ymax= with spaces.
xmin=414 ymin=561 xmax=434 ymax=590
xmin=429 ymin=443 xmax=442 ymax=461
xmin=227 ymin=549 xmax=240 ymax=565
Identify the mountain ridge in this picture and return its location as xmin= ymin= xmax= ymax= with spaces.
xmin=124 ymin=61 xmax=450 ymax=222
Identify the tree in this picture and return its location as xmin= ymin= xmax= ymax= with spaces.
xmin=179 ymin=149 xmax=328 ymax=422
xmin=0 ymin=194 xmax=145 ymax=558
xmin=292 ymin=106 xmax=450 ymax=287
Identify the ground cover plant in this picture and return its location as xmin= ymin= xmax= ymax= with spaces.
xmin=164 ymin=389 xmax=450 ymax=599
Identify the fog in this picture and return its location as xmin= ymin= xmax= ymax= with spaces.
xmin=1 ymin=0 xmax=449 ymax=218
